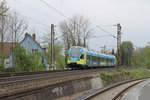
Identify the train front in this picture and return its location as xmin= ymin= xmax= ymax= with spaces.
xmin=67 ymin=46 xmax=85 ymax=69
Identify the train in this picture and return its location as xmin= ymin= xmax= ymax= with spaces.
xmin=67 ymin=46 xmax=116 ymax=69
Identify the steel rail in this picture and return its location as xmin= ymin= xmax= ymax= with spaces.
xmin=0 ymin=68 xmax=114 ymax=97
xmin=0 ymin=69 xmax=70 ymax=78
xmin=82 ymin=77 xmax=150 ymax=100
xmin=0 ymin=70 xmax=71 ymax=83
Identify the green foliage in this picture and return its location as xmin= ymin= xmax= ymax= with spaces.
xmin=56 ymin=55 xmax=65 ymax=70
xmin=0 ymin=53 xmax=4 ymax=72
xmin=99 ymin=68 xmax=150 ymax=86
xmin=4 ymin=68 xmax=15 ymax=72
xmin=111 ymin=48 xmax=115 ymax=55
xmin=12 ymin=45 xmax=46 ymax=72
xmin=99 ymin=71 xmax=121 ymax=86
xmin=0 ymin=0 xmax=9 ymax=70
xmin=44 ymin=43 xmax=66 ymax=70
xmin=55 ymin=44 xmax=66 ymax=69
xmin=132 ymin=44 xmax=150 ymax=68
xmin=121 ymin=41 xmax=134 ymax=66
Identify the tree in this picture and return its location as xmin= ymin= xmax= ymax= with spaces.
xmin=9 ymin=11 xmax=28 ymax=68
xmin=42 ymin=31 xmax=65 ymax=70
xmin=9 ymin=11 xmax=28 ymax=43
xmin=13 ymin=45 xmax=45 ymax=72
xmin=121 ymin=41 xmax=134 ymax=66
xmin=59 ymin=14 xmax=93 ymax=49
xmin=111 ymin=48 xmax=115 ymax=55
xmin=0 ymin=0 xmax=9 ymax=69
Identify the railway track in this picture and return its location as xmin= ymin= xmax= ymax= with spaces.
xmin=0 ymin=69 xmax=69 ymax=78
xmin=74 ymin=77 xmax=150 ymax=100
xmin=0 ymin=68 xmax=114 ymax=99
xmin=0 ymin=66 xmax=139 ymax=78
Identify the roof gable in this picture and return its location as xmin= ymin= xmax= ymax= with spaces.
xmin=20 ymin=34 xmax=43 ymax=50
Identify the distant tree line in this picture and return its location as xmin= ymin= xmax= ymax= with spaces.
xmin=121 ymin=41 xmax=150 ymax=68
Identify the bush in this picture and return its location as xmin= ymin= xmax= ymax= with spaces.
xmin=4 ymin=68 xmax=15 ymax=72
xmin=99 ymin=68 xmax=150 ymax=86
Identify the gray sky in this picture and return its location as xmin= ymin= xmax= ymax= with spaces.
xmin=7 ymin=0 xmax=150 ymax=51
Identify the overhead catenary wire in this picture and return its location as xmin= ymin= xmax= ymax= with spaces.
xmin=39 ymin=0 xmax=117 ymax=41
xmin=98 ymin=25 xmax=116 ymax=27
xmin=10 ymin=10 xmax=50 ymax=28
xmin=59 ymin=0 xmax=76 ymax=13
xmin=39 ymin=0 xmax=69 ymax=19
xmin=92 ymin=35 xmax=112 ymax=38
xmin=13 ymin=0 xmax=53 ymax=19
xmin=97 ymin=26 xmax=117 ymax=39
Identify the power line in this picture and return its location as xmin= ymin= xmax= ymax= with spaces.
xmin=97 ymin=26 xmax=117 ymax=39
xmin=13 ymin=0 xmax=52 ymax=19
xmin=39 ymin=0 xmax=116 ymax=41
xmin=39 ymin=0 xmax=69 ymax=19
xmin=60 ymin=0 xmax=75 ymax=13
xmin=92 ymin=35 xmax=112 ymax=38
xmin=98 ymin=25 xmax=115 ymax=27
xmin=22 ymin=15 xmax=49 ymax=27
xmin=10 ymin=10 xmax=49 ymax=27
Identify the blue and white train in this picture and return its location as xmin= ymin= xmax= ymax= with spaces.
xmin=67 ymin=46 xmax=116 ymax=69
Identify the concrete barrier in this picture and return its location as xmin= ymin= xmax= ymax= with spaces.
xmin=11 ymin=74 xmax=103 ymax=100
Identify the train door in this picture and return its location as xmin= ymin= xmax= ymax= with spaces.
xmin=104 ymin=58 xmax=107 ymax=66
xmin=90 ymin=56 xmax=93 ymax=67
xmin=98 ymin=57 xmax=100 ymax=66
xmin=86 ymin=55 xmax=90 ymax=66
xmin=100 ymin=58 xmax=104 ymax=66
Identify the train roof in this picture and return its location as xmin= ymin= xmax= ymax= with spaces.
xmin=70 ymin=46 xmax=116 ymax=59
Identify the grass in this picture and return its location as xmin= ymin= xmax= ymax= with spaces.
xmin=99 ymin=68 xmax=150 ymax=86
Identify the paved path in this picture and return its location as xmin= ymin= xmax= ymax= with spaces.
xmin=121 ymin=79 xmax=150 ymax=100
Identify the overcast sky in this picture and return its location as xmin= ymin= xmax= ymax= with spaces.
xmin=6 ymin=0 xmax=150 ymax=51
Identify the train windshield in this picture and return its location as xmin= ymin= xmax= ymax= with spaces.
xmin=70 ymin=51 xmax=80 ymax=58
xmin=71 ymin=47 xmax=81 ymax=50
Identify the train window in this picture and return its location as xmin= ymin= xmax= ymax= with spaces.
xmin=100 ymin=58 xmax=104 ymax=62
xmin=70 ymin=51 xmax=80 ymax=58
xmin=80 ymin=54 xmax=84 ymax=59
xmin=93 ymin=56 xmax=97 ymax=62
xmin=87 ymin=55 xmax=90 ymax=62
xmin=71 ymin=47 xmax=81 ymax=50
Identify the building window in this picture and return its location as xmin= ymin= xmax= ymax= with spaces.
xmin=32 ymin=49 xmax=34 ymax=53
xmin=35 ymin=49 xmax=38 ymax=52
xmin=32 ymin=49 xmax=38 ymax=53
xmin=28 ymin=41 xmax=30 ymax=44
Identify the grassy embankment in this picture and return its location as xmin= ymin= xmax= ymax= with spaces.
xmin=100 ymin=68 xmax=150 ymax=86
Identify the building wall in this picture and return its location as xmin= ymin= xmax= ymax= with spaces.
xmin=8 ymin=35 xmax=48 ymax=70
xmin=20 ymin=36 xmax=43 ymax=53
xmin=4 ymin=58 xmax=10 ymax=68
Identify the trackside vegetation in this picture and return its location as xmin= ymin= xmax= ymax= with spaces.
xmin=99 ymin=68 xmax=150 ymax=86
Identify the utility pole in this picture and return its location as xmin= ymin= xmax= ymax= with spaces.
xmin=50 ymin=24 xmax=55 ymax=70
xmin=116 ymin=23 xmax=122 ymax=69
xmin=53 ymin=27 xmax=55 ymax=70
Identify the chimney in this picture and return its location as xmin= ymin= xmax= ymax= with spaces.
xmin=32 ymin=34 xmax=36 ymax=40
xmin=43 ymin=48 xmax=46 ymax=52
xmin=25 ymin=33 xmax=28 ymax=37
